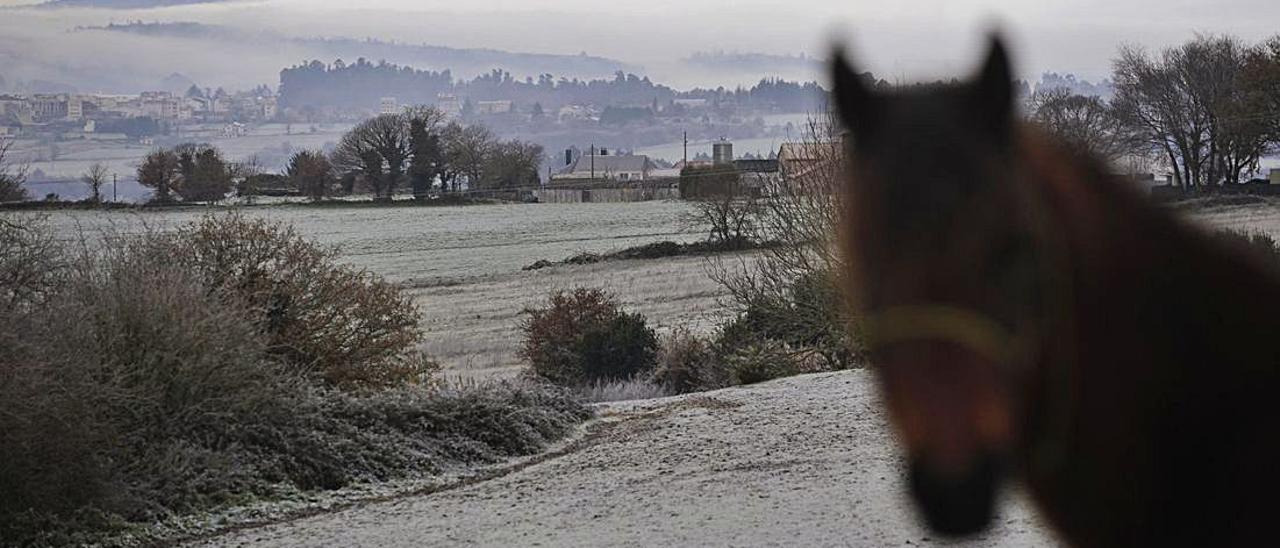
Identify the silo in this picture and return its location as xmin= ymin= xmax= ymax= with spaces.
xmin=712 ymin=139 xmax=733 ymax=166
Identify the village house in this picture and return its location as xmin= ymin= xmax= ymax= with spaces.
xmin=553 ymin=149 xmax=655 ymax=182
xmin=475 ymin=100 xmax=513 ymax=115
xmin=777 ymin=142 xmax=841 ymax=180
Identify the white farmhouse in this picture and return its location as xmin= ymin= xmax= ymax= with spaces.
xmin=554 ymin=152 xmax=654 ymax=182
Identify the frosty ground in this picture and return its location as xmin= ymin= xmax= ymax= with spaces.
xmin=17 ymin=198 xmax=1276 ymax=547
xmin=30 ymin=198 xmax=1272 ymax=381
xmin=194 ymin=370 xmax=1062 ymax=548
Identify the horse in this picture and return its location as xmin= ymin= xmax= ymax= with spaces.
xmin=830 ymin=36 xmax=1280 ymax=547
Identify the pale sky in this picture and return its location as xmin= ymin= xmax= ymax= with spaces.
xmin=2 ymin=0 xmax=1279 ymax=88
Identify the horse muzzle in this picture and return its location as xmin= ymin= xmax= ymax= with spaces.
xmin=908 ymin=451 xmax=1004 ymax=537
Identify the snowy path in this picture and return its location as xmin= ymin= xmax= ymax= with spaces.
xmin=196 ymin=371 xmax=1060 ymax=547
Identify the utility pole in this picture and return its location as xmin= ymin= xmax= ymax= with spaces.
xmin=112 ymin=173 xmax=117 ymax=202
xmin=683 ymin=131 xmax=688 ymax=167
xmin=590 ymin=143 xmax=595 ymax=179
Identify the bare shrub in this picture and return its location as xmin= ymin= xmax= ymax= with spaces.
xmin=520 ymin=287 xmax=658 ymax=385
xmin=0 ymin=218 xmax=588 ymax=545
xmin=0 ymin=215 xmax=64 ymax=311
xmin=1215 ymin=228 xmax=1280 ymax=269
xmin=0 ymin=242 xmax=302 ymax=541
xmin=0 ymin=140 xmax=29 ymax=202
xmin=652 ymin=327 xmax=731 ymax=394
xmin=707 ymin=114 xmax=864 ymax=376
xmin=82 ymin=162 xmax=110 ymax=203
xmin=139 ymin=213 xmax=427 ymax=389
xmin=717 ymin=271 xmax=862 ymax=372
xmin=681 ymin=164 xmax=761 ymax=249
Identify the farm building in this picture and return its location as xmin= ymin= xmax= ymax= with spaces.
xmin=777 ymin=142 xmax=841 ymax=180
xmin=553 ymin=152 xmax=655 ymax=182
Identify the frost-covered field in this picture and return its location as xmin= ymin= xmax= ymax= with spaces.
xmin=1189 ymin=201 xmax=1280 ymax=239
xmin=26 ymin=200 xmax=702 ymax=282
xmin=17 ymin=200 xmax=732 ymax=378
xmin=19 ymin=199 xmax=1279 ymax=380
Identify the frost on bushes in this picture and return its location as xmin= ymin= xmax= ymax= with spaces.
xmin=139 ymin=213 xmax=429 ymax=390
xmin=717 ymin=270 xmax=862 ymax=373
xmin=520 ymin=287 xmax=658 ymax=385
xmin=720 ymin=340 xmax=831 ymax=385
xmin=650 ymin=272 xmax=863 ymax=393
xmin=0 ymin=217 xmax=590 ymax=546
xmin=653 ymin=327 xmax=731 ymax=393
xmin=0 ymin=250 xmax=308 ymax=543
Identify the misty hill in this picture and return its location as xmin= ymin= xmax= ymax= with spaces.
xmin=91 ymin=22 xmax=640 ymax=81
xmin=39 ymin=0 xmax=229 ymax=8
xmin=278 ymin=59 xmax=828 ymax=113
xmin=685 ymin=51 xmax=821 ymax=74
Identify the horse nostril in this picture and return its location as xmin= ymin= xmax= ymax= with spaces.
xmin=908 ymin=453 xmax=1003 ymax=537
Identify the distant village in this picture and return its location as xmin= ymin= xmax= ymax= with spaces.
xmin=0 ymin=87 xmax=279 ymax=142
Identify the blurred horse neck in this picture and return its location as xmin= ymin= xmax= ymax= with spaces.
xmin=1016 ymin=126 xmax=1280 ymax=547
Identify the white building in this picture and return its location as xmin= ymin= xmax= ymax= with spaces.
xmin=66 ymin=97 xmax=83 ymax=120
xmin=380 ymin=97 xmax=399 ymax=115
xmin=436 ymin=93 xmax=462 ymax=118
xmin=475 ymin=100 xmax=513 ymax=115
xmin=553 ymin=152 xmax=654 ymax=182
xmin=262 ymin=97 xmax=278 ymax=120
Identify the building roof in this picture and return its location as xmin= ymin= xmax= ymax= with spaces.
xmin=777 ymin=142 xmax=840 ymax=162
xmin=560 ymin=154 xmax=652 ymax=177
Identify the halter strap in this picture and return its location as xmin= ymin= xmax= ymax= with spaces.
xmin=862 ymin=304 xmax=1022 ymax=366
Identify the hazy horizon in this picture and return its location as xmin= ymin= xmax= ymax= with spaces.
xmin=2 ymin=0 xmax=1279 ymax=93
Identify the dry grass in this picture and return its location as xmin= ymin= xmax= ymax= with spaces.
xmin=411 ymin=253 xmax=753 ymax=379
xmin=575 ymin=378 xmax=673 ymax=403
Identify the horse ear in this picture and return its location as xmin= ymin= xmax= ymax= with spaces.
xmin=973 ymin=35 xmax=1014 ymax=136
xmin=832 ymin=48 xmax=877 ymax=137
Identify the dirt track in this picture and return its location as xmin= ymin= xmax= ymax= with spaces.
xmin=196 ymin=371 xmax=1060 ymax=547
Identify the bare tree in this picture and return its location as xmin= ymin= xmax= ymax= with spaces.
xmin=442 ymin=123 xmax=494 ymax=192
xmin=479 ymin=139 xmax=543 ymax=190
xmin=81 ymin=162 xmax=110 ymax=204
xmin=332 ymin=114 xmax=410 ymax=201
xmin=710 ymin=113 xmax=848 ymax=303
xmin=1113 ymin=35 xmax=1280 ymax=188
xmin=286 ymin=149 xmax=335 ymax=202
xmin=1028 ymin=87 xmax=1133 ymax=164
xmin=233 ymin=154 xmax=265 ymax=203
xmin=706 ymin=112 xmax=861 ymax=369
xmin=0 ymin=140 xmax=29 ymax=202
xmin=137 ymin=149 xmax=180 ymax=203
xmin=687 ymin=191 xmax=759 ymax=250
xmin=173 ymin=143 xmax=234 ymax=203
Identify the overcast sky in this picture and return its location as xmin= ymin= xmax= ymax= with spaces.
xmin=2 ymin=0 xmax=1280 ymax=87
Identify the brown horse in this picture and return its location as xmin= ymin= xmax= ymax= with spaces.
xmin=832 ymin=37 xmax=1280 ymax=546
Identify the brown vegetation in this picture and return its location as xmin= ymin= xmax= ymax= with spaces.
xmin=520 ymin=287 xmax=658 ymax=386
xmin=0 ymin=214 xmax=589 ymax=546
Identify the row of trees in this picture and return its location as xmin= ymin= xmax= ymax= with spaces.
xmin=133 ymin=107 xmax=542 ymax=203
xmin=137 ymin=143 xmax=259 ymax=203
xmin=327 ymin=107 xmax=542 ymax=201
xmin=279 ymin=58 xmax=828 ymax=113
xmin=1030 ymin=34 xmax=1280 ymax=189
